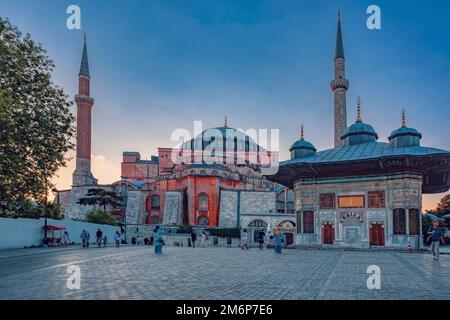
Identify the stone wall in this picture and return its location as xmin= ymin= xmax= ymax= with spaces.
xmin=218 ymin=191 xmax=238 ymax=228
xmin=63 ymin=185 xmax=114 ymax=220
xmin=162 ymin=191 xmax=181 ymax=225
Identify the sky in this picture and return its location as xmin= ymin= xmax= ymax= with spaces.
xmin=1 ymin=0 xmax=449 ymax=210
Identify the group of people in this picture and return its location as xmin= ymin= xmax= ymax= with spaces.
xmin=189 ymin=229 xmax=208 ymax=248
xmin=79 ymin=229 xmax=123 ymax=248
xmin=241 ymin=227 xmax=284 ymax=254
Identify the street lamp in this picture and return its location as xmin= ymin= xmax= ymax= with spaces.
xmin=121 ymin=176 xmax=129 ymax=243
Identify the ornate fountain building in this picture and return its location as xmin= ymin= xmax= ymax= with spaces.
xmin=267 ymin=16 xmax=450 ymax=250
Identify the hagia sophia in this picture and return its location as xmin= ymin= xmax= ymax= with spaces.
xmin=56 ymin=15 xmax=450 ymax=250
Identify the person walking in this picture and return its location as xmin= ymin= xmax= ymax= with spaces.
xmin=191 ymin=229 xmax=197 ymax=248
xmin=96 ymin=228 xmax=103 ymax=247
xmin=200 ymin=230 xmax=208 ymax=248
xmin=154 ymin=226 xmax=165 ymax=255
xmin=241 ymin=229 xmax=249 ymax=250
xmin=61 ymin=231 xmax=69 ymax=247
xmin=428 ymin=220 xmax=445 ymax=260
xmin=103 ymin=234 xmax=108 ymax=247
xmin=257 ymin=229 xmax=266 ymax=250
xmin=273 ymin=227 xmax=283 ymax=254
xmin=80 ymin=230 xmax=90 ymax=248
xmin=114 ymin=231 xmax=121 ymax=248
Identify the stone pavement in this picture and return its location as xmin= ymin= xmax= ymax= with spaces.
xmin=0 ymin=246 xmax=449 ymax=300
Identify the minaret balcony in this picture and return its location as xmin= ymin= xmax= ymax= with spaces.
xmin=75 ymin=95 xmax=94 ymax=105
xmin=331 ymin=79 xmax=349 ymax=91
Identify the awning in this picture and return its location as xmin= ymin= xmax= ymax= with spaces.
xmin=44 ymin=225 xmax=66 ymax=230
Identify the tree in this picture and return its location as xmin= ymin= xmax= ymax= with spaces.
xmin=83 ymin=209 xmax=116 ymax=225
xmin=436 ymin=194 xmax=450 ymax=214
xmin=77 ymin=188 xmax=124 ymax=212
xmin=0 ymin=18 xmax=75 ymax=217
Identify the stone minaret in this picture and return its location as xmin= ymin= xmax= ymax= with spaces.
xmin=72 ymin=34 xmax=96 ymax=186
xmin=330 ymin=12 xmax=349 ymax=147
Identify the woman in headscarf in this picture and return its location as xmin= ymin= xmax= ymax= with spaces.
xmin=273 ymin=227 xmax=283 ymax=254
xmin=153 ymin=226 xmax=165 ymax=255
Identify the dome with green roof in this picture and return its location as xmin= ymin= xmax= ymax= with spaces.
xmin=290 ymin=125 xmax=317 ymax=159
xmin=388 ymin=110 xmax=422 ymax=148
xmin=341 ymin=98 xmax=378 ymax=146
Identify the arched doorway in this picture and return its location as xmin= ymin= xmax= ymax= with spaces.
xmin=322 ymin=223 xmax=334 ymax=245
xmin=370 ymin=223 xmax=385 ymax=246
xmin=197 ymin=216 xmax=209 ymax=226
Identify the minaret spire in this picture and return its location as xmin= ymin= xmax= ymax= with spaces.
xmin=73 ymin=35 xmax=96 ymax=186
xmin=401 ymin=108 xmax=406 ymax=128
xmin=300 ymin=123 xmax=304 ymax=140
xmin=331 ymin=11 xmax=349 ymax=147
xmin=335 ymin=11 xmax=344 ymax=59
xmin=79 ymin=33 xmax=90 ymax=78
xmin=224 ymin=116 xmax=228 ymax=128
xmin=356 ymin=97 xmax=362 ymax=122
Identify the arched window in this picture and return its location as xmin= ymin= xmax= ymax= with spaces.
xmin=303 ymin=211 xmax=314 ymax=234
xmin=286 ymin=201 xmax=295 ymax=214
xmin=408 ymin=209 xmax=420 ymax=235
xmin=200 ymin=170 xmax=207 ymax=175
xmin=151 ymin=194 xmax=160 ymax=211
xmin=276 ymin=200 xmax=285 ymax=213
xmin=393 ymin=208 xmax=406 ymax=235
xmin=198 ymin=193 xmax=209 ymax=211
xmin=279 ymin=220 xmax=295 ymax=230
xmin=150 ymin=215 xmax=160 ymax=224
xmin=197 ymin=216 xmax=209 ymax=226
xmin=248 ymin=219 xmax=267 ymax=228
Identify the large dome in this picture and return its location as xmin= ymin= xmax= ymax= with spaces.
xmin=181 ymin=126 xmax=263 ymax=153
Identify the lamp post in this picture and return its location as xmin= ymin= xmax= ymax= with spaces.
xmin=43 ymin=168 xmax=48 ymax=246
xmin=122 ymin=176 xmax=129 ymax=243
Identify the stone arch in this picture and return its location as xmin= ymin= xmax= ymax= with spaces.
xmin=340 ymin=212 xmax=363 ymax=224
xmin=248 ymin=219 xmax=268 ymax=228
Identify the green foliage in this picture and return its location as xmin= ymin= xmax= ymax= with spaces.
xmin=177 ymin=224 xmax=193 ymax=234
xmin=0 ymin=18 xmax=75 ymax=216
xmin=206 ymin=228 xmax=240 ymax=238
xmin=82 ymin=209 xmax=116 ymax=226
xmin=77 ymin=188 xmax=124 ymax=211
xmin=2 ymin=201 xmax=62 ymax=219
xmin=436 ymin=194 xmax=450 ymax=214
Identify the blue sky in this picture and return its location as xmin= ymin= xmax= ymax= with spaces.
xmin=2 ymin=0 xmax=450 ymax=208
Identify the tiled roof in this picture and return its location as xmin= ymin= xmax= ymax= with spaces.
xmin=281 ymin=142 xmax=450 ymax=166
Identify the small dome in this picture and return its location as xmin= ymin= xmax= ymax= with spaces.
xmin=341 ymin=98 xmax=378 ymax=146
xmin=290 ymin=125 xmax=316 ymax=159
xmin=289 ymin=139 xmax=317 ymax=152
xmin=388 ymin=111 xmax=421 ymax=148
xmin=388 ymin=127 xmax=421 ymax=140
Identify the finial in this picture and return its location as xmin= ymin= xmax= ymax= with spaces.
xmin=224 ymin=116 xmax=228 ymax=128
xmin=84 ymin=32 xmax=87 ymax=44
xmin=338 ymin=10 xmax=341 ymax=22
xmin=401 ymin=108 xmax=406 ymax=128
xmin=300 ymin=123 xmax=304 ymax=140
xmin=356 ymin=97 xmax=362 ymax=122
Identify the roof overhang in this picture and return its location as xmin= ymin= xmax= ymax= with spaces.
xmin=265 ymin=154 xmax=450 ymax=194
